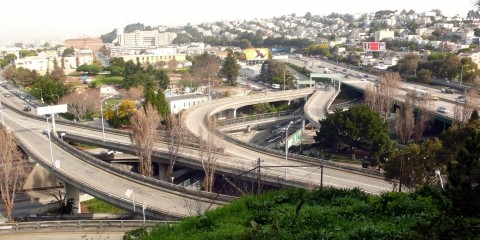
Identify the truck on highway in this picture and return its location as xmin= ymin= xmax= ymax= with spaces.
xmin=295 ymin=54 xmax=303 ymax=59
xmin=441 ymin=87 xmax=454 ymax=94
xmin=406 ymin=87 xmax=434 ymax=100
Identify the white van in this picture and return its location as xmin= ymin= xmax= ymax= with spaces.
xmin=272 ymin=84 xmax=280 ymax=89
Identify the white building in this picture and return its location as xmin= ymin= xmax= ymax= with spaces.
xmin=167 ymin=94 xmax=209 ymax=114
xmin=374 ymin=30 xmax=395 ymax=42
xmin=118 ymin=30 xmax=177 ymax=47
xmin=14 ymin=56 xmax=93 ymax=75
xmin=157 ymin=32 xmax=177 ymax=46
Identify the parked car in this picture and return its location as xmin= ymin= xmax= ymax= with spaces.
xmin=437 ymin=106 xmax=449 ymax=114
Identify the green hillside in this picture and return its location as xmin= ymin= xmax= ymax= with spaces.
xmin=125 ymin=187 xmax=479 ymax=240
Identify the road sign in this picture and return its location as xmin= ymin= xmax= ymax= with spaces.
xmin=287 ymin=129 xmax=303 ymax=147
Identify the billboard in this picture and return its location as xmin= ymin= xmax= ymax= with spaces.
xmin=36 ymin=104 xmax=68 ymax=115
xmin=363 ymin=42 xmax=386 ymax=52
xmin=245 ymin=48 xmax=269 ymax=61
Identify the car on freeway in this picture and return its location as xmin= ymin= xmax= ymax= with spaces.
xmin=3 ymin=93 xmax=10 ymax=97
xmin=429 ymin=95 xmax=439 ymax=101
xmin=437 ymin=106 xmax=449 ymax=114
xmin=23 ymin=106 xmax=32 ymax=112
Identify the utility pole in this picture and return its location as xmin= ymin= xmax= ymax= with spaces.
xmin=399 ymin=157 xmax=405 ymax=192
xmin=320 ymin=152 xmax=324 ymax=189
xmin=256 ymin=158 xmax=261 ymax=195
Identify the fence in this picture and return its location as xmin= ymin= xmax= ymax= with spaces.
xmin=0 ymin=220 xmax=176 ymax=231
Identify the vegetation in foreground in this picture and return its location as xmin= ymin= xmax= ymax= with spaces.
xmin=128 ymin=187 xmax=479 ymax=240
xmin=81 ymin=198 xmax=126 ymax=213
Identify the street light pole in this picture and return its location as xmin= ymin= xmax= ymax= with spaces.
xmin=35 ymin=88 xmax=43 ymax=102
xmin=0 ymin=101 xmax=4 ymax=127
xmin=208 ymin=76 xmax=211 ymax=102
xmin=125 ymin=188 xmax=135 ymax=213
xmin=100 ymin=98 xmax=106 ymax=142
xmin=46 ymin=116 xmax=54 ymax=167
xmin=285 ymin=121 xmax=294 ymax=180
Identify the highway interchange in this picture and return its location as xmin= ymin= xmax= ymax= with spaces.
xmin=0 ymin=56 xmax=470 ymax=219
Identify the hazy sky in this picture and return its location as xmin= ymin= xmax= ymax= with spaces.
xmin=1 ymin=0 xmax=478 ymax=43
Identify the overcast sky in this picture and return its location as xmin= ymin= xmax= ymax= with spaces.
xmin=1 ymin=0 xmax=478 ymax=43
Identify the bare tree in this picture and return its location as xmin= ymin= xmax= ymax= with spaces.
xmin=191 ymin=53 xmax=221 ymax=90
xmin=60 ymin=89 xmax=101 ymax=121
xmin=167 ymin=59 xmax=179 ymax=74
xmin=395 ymin=95 xmax=415 ymax=144
xmin=155 ymin=61 xmax=167 ymax=70
xmin=453 ymin=89 xmax=478 ymax=126
xmin=130 ymin=104 xmax=161 ymax=177
xmin=378 ymin=72 xmax=400 ymax=121
xmin=0 ymin=128 xmax=28 ymax=222
xmin=413 ymin=95 xmax=433 ymax=142
xmin=165 ymin=113 xmax=185 ymax=182
xmin=363 ymin=84 xmax=379 ymax=112
xmin=363 ymin=72 xmax=399 ymax=121
xmin=198 ymin=119 xmax=221 ymax=192
xmin=122 ymin=86 xmax=144 ymax=101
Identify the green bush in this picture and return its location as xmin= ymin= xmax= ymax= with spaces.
xmin=136 ymin=187 xmax=475 ymax=240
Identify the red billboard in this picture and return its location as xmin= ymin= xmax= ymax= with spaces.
xmin=363 ymin=42 xmax=386 ymax=52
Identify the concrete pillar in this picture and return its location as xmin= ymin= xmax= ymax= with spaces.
xmin=302 ymin=119 xmax=305 ymax=131
xmin=287 ymin=100 xmax=291 ymax=106
xmin=226 ymin=109 xmax=237 ymax=119
xmin=157 ymin=163 xmax=168 ymax=181
xmin=64 ymin=183 xmax=81 ymax=214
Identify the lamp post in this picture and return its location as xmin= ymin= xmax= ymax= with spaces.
xmin=0 ymin=100 xmax=4 ymax=127
xmin=100 ymin=97 xmax=109 ymax=142
xmin=460 ymin=65 xmax=466 ymax=85
xmin=285 ymin=121 xmax=294 ymax=180
xmin=46 ymin=116 xmax=55 ymax=167
xmin=52 ymin=94 xmax=59 ymax=103
xmin=207 ymin=75 xmax=213 ymax=102
xmin=35 ymin=88 xmax=43 ymax=103
xmin=435 ymin=170 xmax=444 ymax=189
xmin=125 ymin=188 xmax=135 ymax=213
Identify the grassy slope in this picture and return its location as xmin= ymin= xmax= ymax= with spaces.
xmin=140 ymin=187 xmax=454 ymax=240
xmin=82 ymin=198 xmax=126 ymax=213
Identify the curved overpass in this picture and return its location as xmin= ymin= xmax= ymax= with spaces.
xmin=0 ymin=101 xmax=232 ymax=220
xmin=304 ymin=88 xmax=337 ymax=129
xmin=184 ymin=89 xmax=393 ymax=194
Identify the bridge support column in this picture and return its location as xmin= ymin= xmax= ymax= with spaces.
xmin=226 ymin=108 xmax=237 ymax=119
xmin=287 ymin=100 xmax=291 ymax=106
xmin=157 ymin=163 xmax=169 ymax=182
xmin=64 ymin=183 xmax=81 ymax=214
xmin=302 ymin=119 xmax=305 ymax=130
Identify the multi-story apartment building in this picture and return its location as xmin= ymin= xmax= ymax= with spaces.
xmin=118 ymin=30 xmax=177 ymax=47
xmin=65 ymin=37 xmax=103 ymax=52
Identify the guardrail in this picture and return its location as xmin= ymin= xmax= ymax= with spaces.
xmin=216 ymin=110 xmax=294 ymax=126
xmin=2 ymin=101 xmax=237 ymax=218
xmin=51 ymin=132 xmax=237 ymax=204
xmin=179 ymin=88 xmax=383 ymax=179
xmin=15 ymin=133 xmax=184 ymax=220
xmin=0 ymin=101 xmax=200 ymax=149
xmin=0 ymin=220 xmax=175 ymax=231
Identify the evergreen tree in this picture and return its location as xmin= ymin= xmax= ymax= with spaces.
xmin=447 ymin=129 xmax=480 ymax=217
xmin=470 ymin=109 xmax=479 ymax=123
xmin=155 ymin=90 xmax=170 ymax=120
xmin=220 ymin=51 xmax=240 ymax=86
